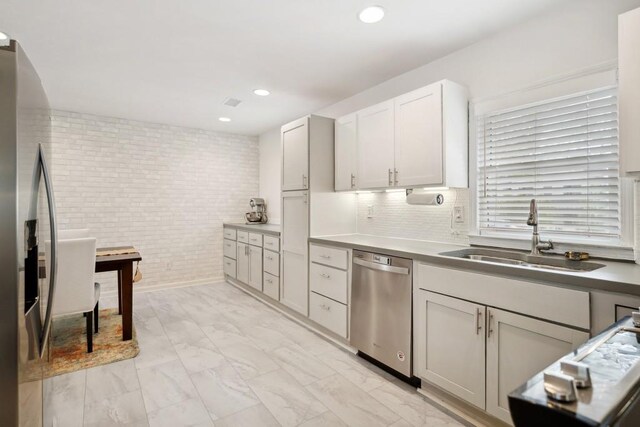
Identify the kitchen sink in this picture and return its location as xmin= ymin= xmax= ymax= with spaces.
xmin=439 ymin=248 xmax=605 ymax=273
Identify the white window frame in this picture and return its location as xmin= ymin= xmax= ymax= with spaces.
xmin=469 ymin=65 xmax=635 ymax=260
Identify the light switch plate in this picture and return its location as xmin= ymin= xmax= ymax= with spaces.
xmin=367 ymin=205 xmax=374 ymax=218
xmin=453 ymin=206 xmax=464 ymax=223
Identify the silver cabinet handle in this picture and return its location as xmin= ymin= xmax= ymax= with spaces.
xmin=266 ymin=255 xmax=273 ymax=260
xmin=476 ymin=308 xmax=482 ymax=335
xmin=321 ymin=304 xmax=331 ymax=311
xmin=388 ymin=168 xmax=393 ymax=186
xmin=266 ymin=278 xmax=273 ymax=284
xmin=394 ymin=168 xmax=398 ymax=186
xmin=319 ymin=254 xmax=331 ymax=259
xmin=303 ymin=193 xmax=308 ymax=204
xmin=320 ymin=273 xmax=331 ymax=279
xmin=38 ymin=143 xmax=58 ymax=358
xmin=302 ymin=174 xmax=307 ymax=188
xmin=351 ymin=173 xmax=356 ymax=189
xmin=487 ymin=309 xmax=494 ymax=338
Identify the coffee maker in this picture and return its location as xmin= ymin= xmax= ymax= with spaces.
xmin=245 ymin=198 xmax=268 ymax=224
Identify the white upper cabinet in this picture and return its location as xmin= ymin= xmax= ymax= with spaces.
xmin=357 ymin=100 xmax=395 ymax=189
xmin=619 ymin=7 xmax=640 ymax=176
xmin=282 ymin=117 xmax=309 ymax=191
xmin=336 ymin=80 xmax=468 ymax=191
xmin=334 ymin=113 xmax=358 ymax=191
xmin=394 ymin=83 xmax=443 ymax=187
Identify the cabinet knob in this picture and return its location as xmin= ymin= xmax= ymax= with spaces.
xmin=320 ymin=273 xmax=331 ymax=279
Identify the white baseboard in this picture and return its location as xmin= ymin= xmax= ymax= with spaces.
xmin=100 ymin=276 xmax=225 ymax=297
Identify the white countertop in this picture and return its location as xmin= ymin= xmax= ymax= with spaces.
xmin=310 ymin=234 xmax=640 ymax=296
xmin=224 ymin=222 xmax=281 ymax=235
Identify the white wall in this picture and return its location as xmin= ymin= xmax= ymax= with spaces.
xmin=258 ymin=127 xmax=281 ymax=224
xmin=50 ymin=110 xmax=259 ymax=292
xmin=259 ymin=0 xmax=640 ymax=247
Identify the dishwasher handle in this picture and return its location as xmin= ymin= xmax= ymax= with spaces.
xmin=353 ymin=257 xmax=410 ymax=275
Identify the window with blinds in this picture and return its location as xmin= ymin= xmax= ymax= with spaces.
xmin=477 ymin=86 xmax=620 ymax=239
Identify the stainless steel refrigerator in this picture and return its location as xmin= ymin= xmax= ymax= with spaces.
xmin=0 ymin=40 xmax=58 ymax=427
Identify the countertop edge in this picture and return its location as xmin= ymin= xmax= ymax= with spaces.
xmin=309 ymin=236 xmax=640 ymax=297
xmin=224 ymin=222 xmax=281 ymax=236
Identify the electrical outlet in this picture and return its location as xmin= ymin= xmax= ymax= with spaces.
xmin=367 ymin=205 xmax=374 ymax=218
xmin=453 ymin=206 xmax=464 ymax=223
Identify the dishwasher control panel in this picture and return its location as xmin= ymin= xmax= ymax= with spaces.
xmin=372 ymin=254 xmax=391 ymax=265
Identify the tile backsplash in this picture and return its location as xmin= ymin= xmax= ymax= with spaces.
xmin=356 ymin=189 xmax=470 ymax=245
xmin=50 ymin=110 xmax=259 ymax=292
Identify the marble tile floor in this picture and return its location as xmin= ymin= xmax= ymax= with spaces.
xmin=44 ymin=281 xmax=466 ymax=427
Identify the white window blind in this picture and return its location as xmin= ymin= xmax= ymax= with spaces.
xmin=477 ymin=86 xmax=620 ymax=239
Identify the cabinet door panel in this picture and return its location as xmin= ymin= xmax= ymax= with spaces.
xmin=282 ymin=118 xmax=309 ymax=191
xmin=357 ymin=101 xmax=395 ymax=189
xmin=335 ymin=113 xmax=358 ymax=190
xmin=236 ymin=243 xmax=249 ymax=284
xmin=416 ymin=290 xmax=485 ymax=409
xmin=281 ymin=250 xmax=308 ymax=315
xmin=282 ymin=191 xmax=308 ymax=254
xmin=249 ymin=246 xmax=263 ymax=291
xmin=394 ymin=84 xmax=443 ymax=187
xmin=486 ymin=308 xmax=588 ymax=424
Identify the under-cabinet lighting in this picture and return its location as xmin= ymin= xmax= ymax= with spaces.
xmin=0 ymin=32 xmax=8 ymax=40
xmin=218 ymin=117 xmax=231 ymax=122
xmin=253 ymin=89 xmax=270 ymax=96
xmin=385 ymin=189 xmax=405 ymax=193
xmin=359 ymin=6 xmax=385 ymax=23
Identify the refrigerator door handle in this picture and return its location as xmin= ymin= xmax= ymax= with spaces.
xmin=38 ymin=143 xmax=58 ymax=358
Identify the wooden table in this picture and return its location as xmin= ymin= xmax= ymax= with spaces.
xmin=95 ymin=247 xmax=142 ymax=341
xmin=39 ymin=246 xmax=141 ymax=341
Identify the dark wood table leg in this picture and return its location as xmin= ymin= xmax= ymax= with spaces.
xmin=122 ymin=262 xmax=133 ymax=341
xmin=118 ymin=270 xmax=123 ymax=315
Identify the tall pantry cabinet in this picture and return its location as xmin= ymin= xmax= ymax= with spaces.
xmin=280 ymin=115 xmax=356 ymax=316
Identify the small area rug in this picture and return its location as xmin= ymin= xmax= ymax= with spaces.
xmin=44 ymin=308 xmax=139 ymax=378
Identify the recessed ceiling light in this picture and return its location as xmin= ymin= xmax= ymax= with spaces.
xmin=253 ymin=89 xmax=270 ymax=96
xmin=359 ymin=6 xmax=385 ymax=24
xmin=218 ymin=117 xmax=231 ymax=122
xmin=0 ymin=32 xmax=9 ymax=40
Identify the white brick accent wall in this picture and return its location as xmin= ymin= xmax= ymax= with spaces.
xmin=50 ymin=110 xmax=258 ymax=293
xmin=356 ymin=189 xmax=470 ymax=245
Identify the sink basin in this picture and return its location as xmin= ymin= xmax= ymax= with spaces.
xmin=439 ymin=248 xmax=605 ymax=273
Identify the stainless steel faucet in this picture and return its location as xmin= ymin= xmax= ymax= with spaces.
xmin=527 ymin=199 xmax=553 ymax=255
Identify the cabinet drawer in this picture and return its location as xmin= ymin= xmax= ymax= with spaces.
xmin=223 ymin=239 xmax=236 ymax=259
xmin=310 ymin=244 xmax=348 ymax=270
xmin=263 ymin=273 xmax=279 ymax=300
xmin=223 ymin=228 xmax=236 ymax=240
xmin=263 ymin=235 xmax=280 ymax=252
xmin=309 ymin=292 xmax=347 ymax=338
xmin=237 ymin=231 xmax=249 ymax=243
xmin=249 ymin=233 xmax=263 ymax=247
xmin=223 ymin=257 xmax=236 ymax=278
xmin=310 ymin=263 xmax=347 ymax=304
xmin=263 ymin=250 xmax=280 ymax=277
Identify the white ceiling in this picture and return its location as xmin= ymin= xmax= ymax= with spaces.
xmin=2 ymin=0 xmax=572 ymax=136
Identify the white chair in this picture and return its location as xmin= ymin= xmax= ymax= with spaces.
xmin=58 ymin=228 xmax=90 ymax=240
xmin=45 ymin=237 xmax=100 ymax=353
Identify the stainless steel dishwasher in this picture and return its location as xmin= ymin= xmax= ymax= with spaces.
xmin=351 ymin=250 xmax=413 ymax=377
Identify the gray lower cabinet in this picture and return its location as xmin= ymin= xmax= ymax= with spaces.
xmin=236 ymin=242 xmax=262 ymax=291
xmin=224 ymin=226 xmax=280 ymax=300
xmin=415 ymin=289 xmax=589 ymax=425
